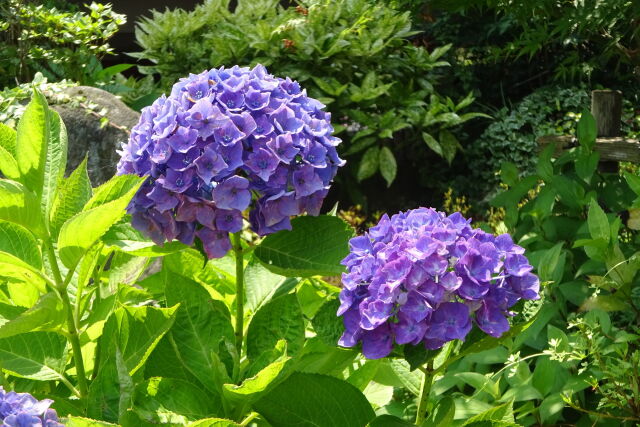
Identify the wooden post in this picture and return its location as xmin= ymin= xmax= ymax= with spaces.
xmin=592 ymin=90 xmax=622 ymax=172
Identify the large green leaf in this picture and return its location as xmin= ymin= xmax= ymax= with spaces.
xmin=0 ymin=179 xmax=44 ymax=236
xmin=133 ymin=377 xmax=221 ymax=424
xmin=84 ymin=174 xmax=144 ymax=211
xmin=65 ymin=417 xmax=118 ymax=426
xmin=165 ymin=272 xmax=234 ymax=394
xmin=187 ymin=419 xmax=241 ymax=427
xmin=254 ymin=372 xmax=375 ymax=427
xmin=50 ymin=157 xmax=92 ymax=239
xmin=0 ymin=123 xmax=17 ymax=157
xmin=223 ymin=355 xmax=290 ymax=404
xmin=144 ymin=335 xmax=202 ymax=385
xmin=0 ymin=251 xmax=48 ymax=290
xmin=357 ymin=146 xmax=379 ymax=182
xmin=102 ymin=221 xmax=187 ymax=257
xmin=0 ymin=293 xmax=65 ymax=338
xmin=576 ymin=110 xmax=597 ymax=149
xmin=57 ymin=180 xmax=142 ymax=268
xmin=311 ymin=298 xmax=344 ymax=347
xmin=587 ymin=199 xmax=609 ymax=243
xmin=378 ymin=146 xmax=397 ymax=187
xmin=461 ymin=401 xmax=516 ymax=426
xmin=101 ymin=305 xmax=179 ymax=376
xmin=244 ymin=256 xmax=297 ymax=313
xmin=246 ymin=293 xmax=304 ymax=361
xmin=254 ymin=215 xmax=353 ymax=277
xmin=16 ymin=90 xmax=49 ymax=198
xmin=368 ymin=415 xmax=413 ymax=427
xmin=41 ymin=110 xmax=68 ymax=223
xmin=0 ymin=144 xmax=19 ymax=180
xmin=424 ymin=396 xmax=456 ymax=427
xmin=88 ymin=305 xmax=178 ymax=422
xmin=0 ymin=331 xmax=68 ymax=381
xmin=0 ymin=220 xmax=41 ymax=269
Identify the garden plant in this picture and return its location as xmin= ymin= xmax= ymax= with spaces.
xmin=0 ymin=0 xmax=639 ymax=424
xmin=0 ymin=64 xmax=547 ymax=426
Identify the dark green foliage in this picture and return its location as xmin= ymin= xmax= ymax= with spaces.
xmin=0 ymin=1 xmax=125 ymax=88
xmin=462 ymin=86 xmax=590 ymax=200
xmin=132 ymin=0 xmax=484 ymax=189
xmin=425 ymin=0 xmax=640 ymax=85
xmin=489 ymin=112 xmax=640 ymax=424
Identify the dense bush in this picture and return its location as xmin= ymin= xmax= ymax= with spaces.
xmin=0 ymin=0 xmax=125 ymax=88
xmin=0 ymin=85 xmax=544 ymax=426
xmin=488 ymin=113 xmax=640 ymax=424
xmin=461 ymin=86 xmax=590 ymax=201
xmin=424 ymin=0 xmax=640 ymax=85
xmin=132 ymin=0 xmax=484 ymax=193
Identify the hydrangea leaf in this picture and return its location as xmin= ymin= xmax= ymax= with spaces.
xmin=16 ymin=89 xmax=49 ymax=198
xmin=0 ymin=179 xmax=45 ymax=237
xmin=49 ymin=157 xmax=92 ymax=239
xmin=222 ymin=356 xmax=290 ymax=405
xmin=0 ymin=144 xmax=19 ymax=180
xmin=0 ymin=331 xmax=68 ymax=381
xmin=0 ymin=220 xmax=41 ymax=269
xmin=102 ymin=221 xmax=188 ymax=257
xmin=41 ymin=110 xmax=68 ymax=223
xmin=88 ymin=305 xmax=179 ymax=422
xmin=133 ymin=377 xmax=222 ymax=424
xmin=254 ymin=215 xmax=353 ymax=277
xmin=0 ymin=122 xmax=17 ymax=157
xmin=83 ymin=174 xmax=145 ymax=211
xmin=187 ymin=418 xmax=241 ymax=427
xmin=368 ymin=415 xmax=413 ymax=427
xmin=425 ymin=396 xmax=456 ymax=427
xmin=311 ymin=298 xmax=344 ymax=347
xmin=254 ymin=372 xmax=375 ymax=427
xmin=165 ymin=272 xmax=235 ymax=395
xmin=64 ymin=417 xmax=118 ymax=426
xmin=245 ymin=255 xmax=297 ymax=313
xmin=100 ymin=305 xmax=179 ymax=376
xmin=0 ymin=292 xmax=65 ymax=338
xmin=57 ymin=179 xmax=143 ymax=268
xmin=246 ymin=293 xmax=304 ymax=361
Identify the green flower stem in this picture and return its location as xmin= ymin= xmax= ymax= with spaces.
xmin=46 ymin=243 xmax=89 ymax=400
xmin=232 ymin=232 xmax=245 ymax=355
xmin=60 ymin=288 xmax=89 ymax=399
xmin=415 ymin=360 xmax=434 ymax=426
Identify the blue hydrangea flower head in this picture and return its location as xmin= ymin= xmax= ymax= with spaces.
xmin=0 ymin=387 xmax=63 ymax=426
xmin=117 ymin=65 xmax=344 ymax=258
xmin=337 ymin=208 xmax=540 ymax=359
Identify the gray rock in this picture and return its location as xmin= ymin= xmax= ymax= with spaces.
xmin=51 ymin=86 xmax=140 ymax=185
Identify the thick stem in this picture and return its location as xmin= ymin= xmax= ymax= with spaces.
xmin=46 ymin=244 xmax=89 ymax=399
xmin=415 ymin=360 xmax=434 ymax=426
xmin=232 ymin=232 xmax=244 ymax=355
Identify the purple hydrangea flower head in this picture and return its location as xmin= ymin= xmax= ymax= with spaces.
xmin=117 ymin=65 xmax=344 ymax=258
xmin=337 ymin=208 xmax=540 ymax=359
xmin=0 ymin=387 xmax=63 ymax=426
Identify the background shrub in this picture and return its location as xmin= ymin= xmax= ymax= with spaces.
xmin=0 ymin=0 xmax=125 ymax=88
xmin=132 ymin=0 xmax=485 ymax=206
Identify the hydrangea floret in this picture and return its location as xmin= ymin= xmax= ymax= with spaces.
xmin=0 ymin=387 xmax=63 ymax=427
xmin=117 ymin=65 xmax=344 ymax=258
xmin=337 ymin=208 xmax=540 ymax=359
